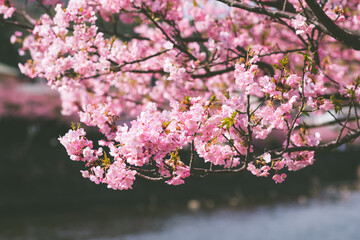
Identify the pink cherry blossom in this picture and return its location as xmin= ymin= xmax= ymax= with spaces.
xmin=273 ymin=173 xmax=287 ymax=184
xmin=3 ymin=0 xmax=360 ymax=189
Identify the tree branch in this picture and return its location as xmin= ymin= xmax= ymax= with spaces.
xmin=304 ymin=0 xmax=360 ymax=50
xmin=275 ymin=130 xmax=360 ymax=154
xmin=216 ymin=0 xmax=297 ymax=19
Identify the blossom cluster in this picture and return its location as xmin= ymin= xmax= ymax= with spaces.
xmin=2 ymin=0 xmax=360 ymax=189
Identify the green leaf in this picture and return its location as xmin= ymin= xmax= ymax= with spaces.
xmin=220 ymin=111 xmax=238 ymax=131
xmin=279 ymin=55 xmax=289 ymax=68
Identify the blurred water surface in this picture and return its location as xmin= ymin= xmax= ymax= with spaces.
xmin=1 ymin=183 xmax=360 ymax=240
xmin=122 ymin=189 xmax=360 ymax=240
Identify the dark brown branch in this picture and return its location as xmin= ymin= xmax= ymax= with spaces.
xmin=296 ymin=117 xmax=359 ymax=129
xmin=110 ymin=49 xmax=170 ymax=72
xmin=191 ymin=66 xmax=235 ymax=78
xmin=126 ymin=69 xmax=164 ymax=74
xmin=275 ymin=130 xmax=360 ymax=154
xmin=191 ymin=164 xmax=246 ymax=176
xmin=259 ymin=47 xmax=308 ymax=57
xmin=258 ymin=0 xmax=297 ymax=13
xmin=135 ymin=172 xmax=165 ymax=181
xmin=140 ymin=8 xmax=197 ymax=61
xmin=216 ymin=0 xmax=297 ymax=19
xmin=217 ymin=0 xmax=360 ymax=51
xmin=182 ymin=36 xmax=209 ymax=42
xmin=189 ymin=141 xmax=195 ymax=173
xmin=305 ymin=0 xmax=360 ymax=50
xmin=0 ymin=18 xmax=33 ymax=30
xmin=245 ymin=95 xmax=253 ymax=163
xmin=327 ymin=111 xmax=357 ymax=132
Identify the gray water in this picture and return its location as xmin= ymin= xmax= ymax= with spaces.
xmin=2 ymin=183 xmax=360 ymax=240
xmin=123 ymin=193 xmax=360 ymax=240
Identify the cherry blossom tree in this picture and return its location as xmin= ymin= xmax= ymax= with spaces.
xmin=1 ymin=0 xmax=360 ymax=189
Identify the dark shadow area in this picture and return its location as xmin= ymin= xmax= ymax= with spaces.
xmin=0 ymin=24 xmax=22 ymax=67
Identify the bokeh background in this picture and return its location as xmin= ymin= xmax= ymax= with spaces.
xmin=1 ymin=9 xmax=360 ymax=240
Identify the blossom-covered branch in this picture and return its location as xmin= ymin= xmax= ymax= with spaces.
xmin=1 ymin=0 xmax=360 ymax=189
